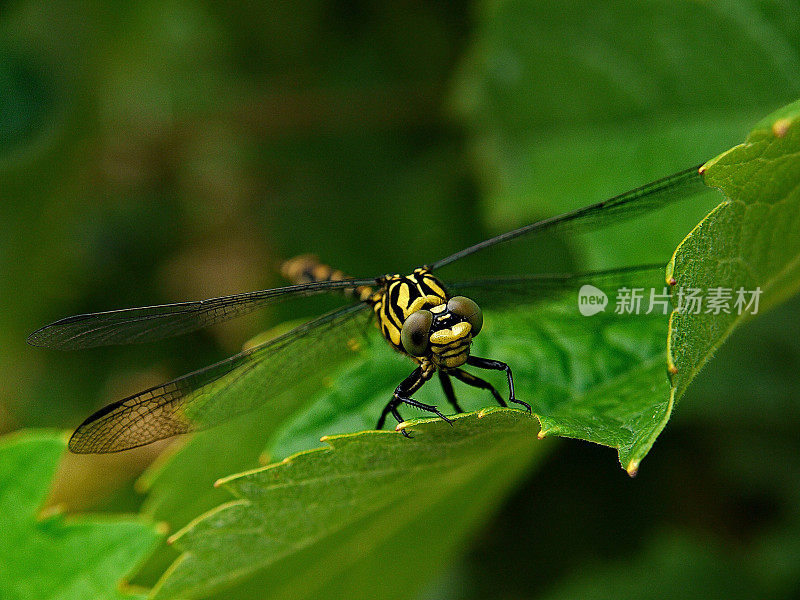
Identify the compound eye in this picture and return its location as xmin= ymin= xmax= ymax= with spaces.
xmin=447 ymin=296 xmax=483 ymax=336
xmin=401 ymin=310 xmax=433 ymax=356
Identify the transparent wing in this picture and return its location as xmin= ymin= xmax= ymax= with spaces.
xmin=431 ymin=166 xmax=707 ymax=270
xmin=447 ymin=264 xmax=667 ymax=309
xmin=28 ymin=278 xmax=377 ymax=350
xmin=68 ymin=302 xmax=373 ymax=453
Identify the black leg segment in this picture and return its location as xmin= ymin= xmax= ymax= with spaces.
xmin=466 ymin=356 xmax=531 ymax=413
xmin=376 ymin=401 xmax=394 ymax=431
xmin=450 ymin=368 xmax=507 ymax=407
xmin=376 ymin=365 xmax=446 ymax=436
xmin=438 ymin=371 xmax=464 ymax=413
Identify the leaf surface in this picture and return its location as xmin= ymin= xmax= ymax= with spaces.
xmin=151 ymin=409 xmax=547 ymax=600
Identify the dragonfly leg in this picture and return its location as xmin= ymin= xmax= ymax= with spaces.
xmin=375 ymin=398 xmax=415 ymax=438
xmin=466 ymin=356 xmax=531 ymax=413
xmin=450 ymin=368 xmax=507 ymax=407
xmin=397 ymin=396 xmax=454 ymax=426
xmin=376 ymin=398 xmax=412 ymax=438
xmin=376 ymin=402 xmax=394 ymax=431
xmin=377 ymin=367 xmax=423 ymax=430
xmin=438 ymin=370 xmax=464 ymax=413
xmin=376 ymin=365 xmax=448 ymax=436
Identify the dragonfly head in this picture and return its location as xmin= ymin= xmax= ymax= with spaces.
xmin=400 ymin=296 xmax=483 ymax=368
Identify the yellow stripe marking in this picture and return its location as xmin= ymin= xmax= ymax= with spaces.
xmin=426 ymin=279 xmax=446 ymax=297
xmin=397 ymin=283 xmax=410 ymax=311
xmin=388 ymin=324 xmax=401 ymax=346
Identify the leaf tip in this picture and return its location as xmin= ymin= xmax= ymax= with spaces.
xmin=667 ymin=363 xmax=678 ymax=376
xmin=118 ymin=579 xmax=150 ymax=597
xmin=37 ymin=503 xmax=64 ymax=520
xmin=772 ymin=118 xmax=792 ymax=138
xmin=537 ymin=429 xmax=548 ymax=440
xmin=156 ymin=521 xmax=171 ymax=536
xmin=626 ymin=461 xmax=639 ymax=478
xmin=394 ymin=421 xmax=419 ymax=438
xmin=476 ymin=408 xmax=494 ymax=419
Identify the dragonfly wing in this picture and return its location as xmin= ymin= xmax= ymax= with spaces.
xmin=68 ymin=302 xmax=374 ymax=453
xmin=28 ymin=278 xmax=377 ymax=350
xmin=447 ymin=264 xmax=667 ymax=309
xmin=431 ymin=167 xmax=708 ymax=271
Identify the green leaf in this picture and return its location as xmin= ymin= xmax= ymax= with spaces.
xmin=147 ymin=96 xmax=800 ymax=594
xmin=0 ymin=430 xmax=163 ymax=600
xmin=144 ymin=104 xmax=800 ymax=600
xmin=150 ymin=409 xmax=548 ymax=600
xmin=666 ymin=101 xmax=800 ymax=412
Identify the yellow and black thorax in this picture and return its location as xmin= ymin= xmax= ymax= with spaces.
xmin=370 ymin=268 xmax=448 ymax=351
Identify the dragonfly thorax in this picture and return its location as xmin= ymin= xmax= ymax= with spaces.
xmin=371 ymin=269 xmax=484 ymax=368
xmin=371 ymin=268 xmax=449 ymax=350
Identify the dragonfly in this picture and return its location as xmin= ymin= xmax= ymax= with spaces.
xmin=28 ymin=166 xmax=709 ymax=453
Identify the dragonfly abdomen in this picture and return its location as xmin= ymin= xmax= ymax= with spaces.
xmin=281 ymin=254 xmax=374 ymax=302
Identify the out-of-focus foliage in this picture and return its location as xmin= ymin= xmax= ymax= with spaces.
xmin=2 ymin=1 xmax=800 ymax=599
xmin=0 ymin=430 xmax=162 ymax=600
xmin=454 ymin=0 xmax=800 ymax=267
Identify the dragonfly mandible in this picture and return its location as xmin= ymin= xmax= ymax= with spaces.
xmin=28 ymin=166 xmax=708 ymax=453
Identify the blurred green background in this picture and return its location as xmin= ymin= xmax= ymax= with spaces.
xmin=2 ymin=1 xmax=800 ymax=598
